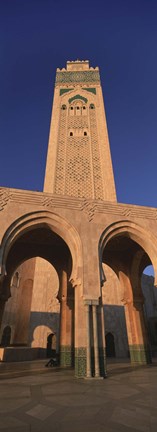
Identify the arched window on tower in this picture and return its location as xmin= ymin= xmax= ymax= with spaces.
xmin=69 ymin=105 xmax=74 ymax=116
xmin=90 ymin=103 xmax=95 ymax=109
xmin=61 ymin=104 xmax=67 ymax=110
xmin=76 ymin=105 xmax=81 ymax=116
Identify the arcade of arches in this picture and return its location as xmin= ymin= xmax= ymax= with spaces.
xmin=1 ymin=60 xmax=157 ymax=378
xmin=0 ymin=214 xmax=157 ymax=378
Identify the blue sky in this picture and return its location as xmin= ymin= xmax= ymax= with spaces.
xmin=1 ymin=0 xmax=157 ymax=208
xmin=0 ymin=1 xmax=157 ymax=277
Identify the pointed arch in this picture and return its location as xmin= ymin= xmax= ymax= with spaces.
xmin=0 ymin=210 xmax=83 ymax=287
xmin=99 ymin=220 xmax=157 ymax=286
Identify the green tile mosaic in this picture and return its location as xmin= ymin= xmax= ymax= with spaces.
xmin=68 ymin=94 xmax=87 ymax=104
xmin=60 ymin=88 xmax=74 ymax=96
xmin=129 ymin=344 xmax=152 ymax=364
xmin=56 ymin=70 xmax=100 ymax=84
xmin=75 ymin=347 xmax=86 ymax=377
xmin=83 ymin=87 xmax=96 ymax=95
xmin=99 ymin=347 xmax=107 ymax=377
xmin=60 ymin=345 xmax=74 ymax=367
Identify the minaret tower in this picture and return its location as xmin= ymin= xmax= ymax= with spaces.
xmin=44 ymin=60 xmax=117 ymax=202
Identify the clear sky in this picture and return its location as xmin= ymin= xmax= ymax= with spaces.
xmin=1 ymin=0 xmax=157 ymax=210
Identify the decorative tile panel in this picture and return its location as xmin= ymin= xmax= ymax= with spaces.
xmin=75 ymin=347 xmax=86 ymax=377
xmin=60 ymin=88 xmax=74 ymax=96
xmin=56 ymin=70 xmax=100 ymax=84
xmin=129 ymin=344 xmax=152 ymax=364
xmin=60 ymin=345 xmax=74 ymax=367
xmin=83 ymin=87 xmax=96 ymax=95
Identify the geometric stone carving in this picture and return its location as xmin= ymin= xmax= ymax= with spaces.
xmin=0 ymin=188 xmax=10 ymax=211
xmin=56 ymin=70 xmax=100 ymax=85
xmin=81 ymin=199 xmax=97 ymax=221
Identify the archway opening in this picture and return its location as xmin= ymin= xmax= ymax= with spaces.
xmin=141 ymin=265 xmax=157 ymax=357
xmin=105 ymin=332 xmax=116 ymax=357
xmin=0 ymin=225 xmax=75 ymax=367
xmin=1 ymin=325 xmax=11 ymax=347
xmin=102 ymin=262 xmax=129 ymax=359
xmin=101 ymin=231 xmax=154 ymax=365
xmin=46 ymin=333 xmax=57 ymax=358
xmin=143 ymin=265 xmax=154 ymax=277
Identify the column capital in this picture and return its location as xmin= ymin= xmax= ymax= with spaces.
xmin=83 ymin=298 xmax=99 ymax=306
xmin=84 ymin=299 xmax=92 ymax=306
xmin=70 ymin=277 xmax=82 ymax=288
xmin=91 ymin=299 xmax=99 ymax=306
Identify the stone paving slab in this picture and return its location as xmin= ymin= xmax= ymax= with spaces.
xmin=0 ymin=360 xmax=157 ymax=432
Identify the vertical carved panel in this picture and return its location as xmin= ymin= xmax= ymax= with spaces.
xmin=54 ymin=96 xmax=104 ymax=199
xmin=89 ymin=108 xmax=103 ymax=200
xmin=65 ymin=100 xmax=92 ymax=198
xmin=54 ymin=108 xmax=67 ymax=194
xmin=65 ymin=136 xmax=93 ymax=198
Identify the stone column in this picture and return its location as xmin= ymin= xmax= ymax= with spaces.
xmin=97 ymin=302 xmax=107 ymax=377
xmin=124 ymin=298 xmax=151 ymax=364
xmin=132 ymin=298 xmax=151 ymax=364
xmin=59 ymin=269 xmax=73 ymax=367
xmin=92 ymin=301 xmax=100 ymax=377
xmin=59 ymin=269 xmax=67 ymax=365
xmin=74 ymin=285 xmax=87 ymax=378
xmin=14 ymin=279 xmax=33 ymax=345
xmin=85 ymin=301 xmax=92 ymax=378
xmin=0 ymin=298 xmax=6 ymax=331
xmin=0 ymin=273 xmax=9 ymax=334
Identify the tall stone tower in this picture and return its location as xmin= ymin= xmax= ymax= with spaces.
xmin=44 ymin=60 xmax=117 ymax=202
xmin=0 ymin=59 xmax=156 ymax=378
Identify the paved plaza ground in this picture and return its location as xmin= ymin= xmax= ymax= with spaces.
xmin=0 ymin=359 xmax=157 ymax=432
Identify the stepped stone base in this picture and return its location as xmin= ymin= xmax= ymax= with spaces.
xmin=0 ymin=347 xmax=47 ymax=362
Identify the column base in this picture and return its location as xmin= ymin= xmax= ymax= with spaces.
xmin=84 ymin=376 xmax=104 ymax=380
xmin=99 ymin=347 xmax=107 ymax=377
xmin=60 ymin=345 xmax=74 ymax=367
xmin=74 ymin=347 xmax=108 ymax=378
xmin=75 ymin=347 xmax=86 ymax=378
xmin=129 ymin=344 xmax=152 ymax=364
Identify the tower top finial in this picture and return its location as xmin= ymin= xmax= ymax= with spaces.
xmin=66 ymin=60 xmax=89 ymax=71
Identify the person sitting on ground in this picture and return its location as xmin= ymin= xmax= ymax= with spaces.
xmin=45 ymin=356 xmax=58 ymax=367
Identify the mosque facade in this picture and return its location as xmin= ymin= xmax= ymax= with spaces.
xmin=0 ymin=60 xmax=157 ymax=377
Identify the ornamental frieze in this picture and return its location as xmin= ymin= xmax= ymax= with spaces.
xmin=0 ymin=188 xmax=11 ymax=211
xmin=56 ymin=70 xmax=100 ymax=85
xmin=0 ymin=187 xmax=157 ymax=221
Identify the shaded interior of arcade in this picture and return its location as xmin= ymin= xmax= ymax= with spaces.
xmin=1 ymin=225 xmax=157 ymax=373
xmin=102 ymin=233 xmax=157 ymax=364
xmin=0 ymin=226 xmax=75 ymax=367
